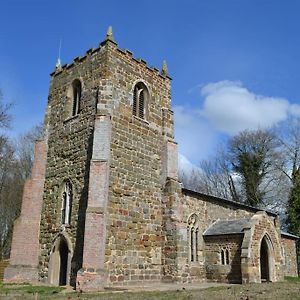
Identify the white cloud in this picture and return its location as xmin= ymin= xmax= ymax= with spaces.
xmin=200 ymin=80 xmax=300 ymax=135
xmin=174 ymin=105 xmax=217 ymax=163
xmin=174 ymin=80 xmax=300 ymax=164
xmin=178 ymin=153 xmax=199 ymax=174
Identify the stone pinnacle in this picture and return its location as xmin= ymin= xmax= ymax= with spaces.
xmin=105 ymin=25 xmax=115 ymax=42
xmin=55 ymin=58 xmax=62 ymax=71
xmin=161 ymin=60 xmax=168 ymax=76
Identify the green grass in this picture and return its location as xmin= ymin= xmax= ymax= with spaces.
xmin=284 ymin=276 xmax=300 ymax=282
xmin=0 ymin=282 xmax=30 ymax=289
xmin=202 ymin=286 xmax=231 ymax=292
xmin=0 ymin=282 xmax=64 ymax=295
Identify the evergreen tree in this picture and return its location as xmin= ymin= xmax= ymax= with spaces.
xmin=287 ymin=162 xmax=300 ymax=235
xmin=228 ymin=129 xmax=278 ymax=207
xmin=287 ymin=172 xmax=300 ymax=276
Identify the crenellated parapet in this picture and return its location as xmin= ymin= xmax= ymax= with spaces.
xmin=51 ymin=26 xmax=171 ymax=82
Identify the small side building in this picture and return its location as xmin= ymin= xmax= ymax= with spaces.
xmin=162 ymin=188 xmax=298 ymax=284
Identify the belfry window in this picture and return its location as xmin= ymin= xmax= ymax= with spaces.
xmin=133 ymin=82 xmax=148 ymax=119
xmin=61 ymin=181 xmax=73 ymax=225
xmin=187 ymin=214 xmax=199 ymax=262
xmin=72 ymin=79 xmax=82 ymax=116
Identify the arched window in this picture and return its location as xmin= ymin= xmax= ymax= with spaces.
xmin=187 ymin=214 xmax=199 ymax=262
xmin=61 ymin=181 xmax=73 ymax=225
xmin=220 ymin=248 xmax=230 ymax=265
xmin=72 ymin=79 xmax=82 ymax=116
xmin=132 ymin=82 xmax=149 ymax=119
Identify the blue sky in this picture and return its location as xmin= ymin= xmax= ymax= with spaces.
xmin=1 ymin=0 xmax=300 ymax=166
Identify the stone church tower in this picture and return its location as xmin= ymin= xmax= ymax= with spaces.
xmin=4 ymin=27 xmax=298 ymax=290
xmin=5 ymin=27 xmax=179 ymax=289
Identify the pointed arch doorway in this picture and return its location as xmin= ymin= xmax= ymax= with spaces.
xmin=48 ymin=234 xmax=73 ymax=286
xmin=260 ymin=236 xmax=269 ymax=282
xmin=241 ymin=213 xmax=282 ymax=283
xmin=58 ymin=238 xmax=69 ymax=285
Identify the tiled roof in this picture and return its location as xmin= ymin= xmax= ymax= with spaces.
xmin=203 ymin=218 xmax=250 ymax=236
xmin=182 ymin=188 xmax=277 ymax=217
xmin=281 ymin=231 xmax=299 ymax=240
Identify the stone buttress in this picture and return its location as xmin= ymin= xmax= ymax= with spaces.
xmin=4 ymin=139 xmax=48 ymax=282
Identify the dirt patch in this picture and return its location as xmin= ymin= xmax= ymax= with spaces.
xmin=187 ymin=282 xmax=300 ymax=300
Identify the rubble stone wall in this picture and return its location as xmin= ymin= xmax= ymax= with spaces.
xmin=173 ymin=191 xmax=255 ymax=283
xmin=103 ymin=43 xmax=172 ymax=285
xmin=281 ymin=236 xmax=298 ymax=277
xmin=204 ymin=235 xmax=243 ymax=283
xmin=38 ymin=46 xmax=108 ymax=283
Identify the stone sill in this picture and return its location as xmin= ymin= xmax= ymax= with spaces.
xmin=133 ymin=115 xmax=149 ymax=125
xmin=60 ymin=224 xmax=72 ymax=230
xmin=189 ymin=262 xmax=203 ymax=266
xmin=64 ymin=114 xmax=79 ymax=123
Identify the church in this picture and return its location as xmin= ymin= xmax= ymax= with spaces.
xmin=4 ymin=27 xmax=298 ymax=291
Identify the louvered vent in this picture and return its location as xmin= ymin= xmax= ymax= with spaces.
xmin=132 ymin=82 xmax=148 ymax=119
xmin=72 ymin=79 xmax=82 ymax=116
xmin=138 ymin=90 xmax=144 ymax=118
xmin=133 ymin=86 xmax=138 ymax=116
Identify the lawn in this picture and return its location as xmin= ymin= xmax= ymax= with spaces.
xmin=0 ymin=280 xmax=300 ymax=299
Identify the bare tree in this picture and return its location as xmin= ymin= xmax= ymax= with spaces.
xmin=277 ymin=118 xmax=300 ymax=182
xmin=179 ymin=167 xmax=203 ymax=191
xmin=0 ymin=142 xmax=18 ymax=258
xmin=276 ymin=118 xmax=300 ymax=232
xmin=183 ymin=129 xmax=287 ymax=213
xmin=199 ymin=150 xmax=241 ymax=201
xmin=179 ymin=146 xmax=242 ymax=201
xmin=0 ymin=91 xmax=12 ymax=129
xmin=0 ymin=90 xmax=13 ymax=258
xmin=15 ymin=123 xmax=44 ymax=180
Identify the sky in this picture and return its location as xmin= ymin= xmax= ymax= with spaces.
xmin=1 ymin=0 xmax=300 ymax=167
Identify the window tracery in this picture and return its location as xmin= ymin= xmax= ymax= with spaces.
xmin=61 ymin=181 xmax=73 ymax=225
xmin=220 ymin=248 xmax=230 ymax=265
